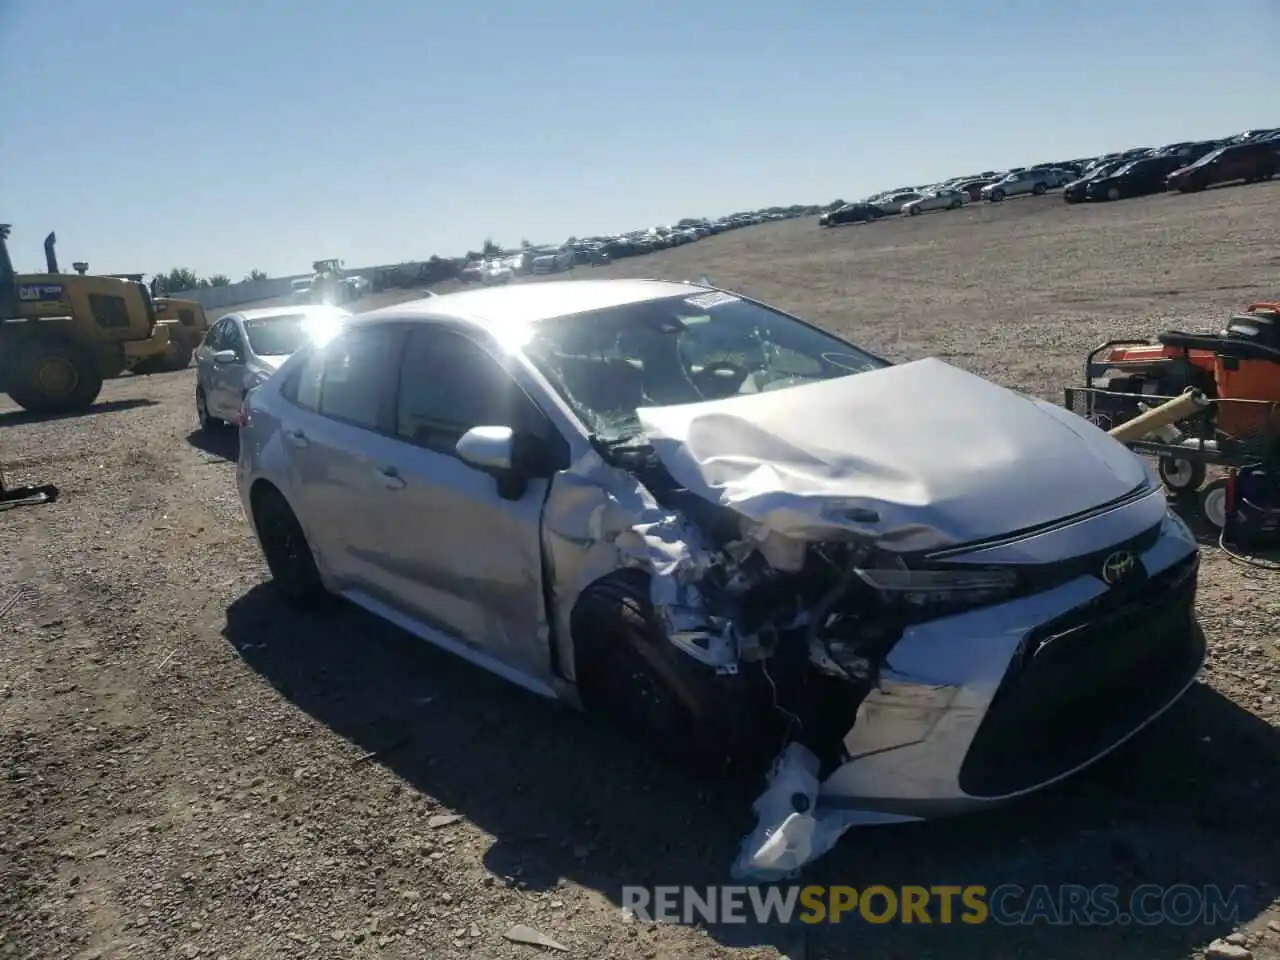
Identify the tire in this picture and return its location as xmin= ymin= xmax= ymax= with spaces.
xmin=1198 ymin=478 xmax=1229 ymax=531
xmin=1032 ymin=182 xmax=1047 ymax=196
xmin=908 ymin=205 xmax=922 ymax=216
xmin=571 ymin=570 xmax=773 ymax=779
xmin=990 ymin=188 xmax=1005 ymax=202
xmin=252 ymin=486 xmax=332 ymax=609
xmin=195 ymin=386 xmax=225 ymax=432
xmin=1107 ymin=186 xmax=1122 ymax=201
xmin=146 ymin=339 xmax=193 ymax=373
xmin=1158 ymin=456 xmax=1206 ymax=494
xmin=5 ymin=338 xmax=103 ymax=414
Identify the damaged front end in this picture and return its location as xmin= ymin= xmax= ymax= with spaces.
xmin=539 ymin=358 xmax=1197 ymax=882
xmin=540 ymin=429 xmax=993 ymax=782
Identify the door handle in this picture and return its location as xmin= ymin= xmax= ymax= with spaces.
xmin=283 ymin=427 xmax=309 ymax=448
xmin=376 ymin=466 xmax=406 ymax=490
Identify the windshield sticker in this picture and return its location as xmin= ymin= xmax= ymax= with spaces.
xmin=684 ymin=291 xmax=739 ymax=310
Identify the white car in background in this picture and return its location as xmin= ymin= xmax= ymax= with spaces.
xmin=482 ymin=259 xmax=515 ymax=285
xmin=1035 ymin=168 xmax=1075 ymax=188
xmin=871 ymin=191 xmax=924 ymax=214
xmin=195 ymin=304 xmax=351 ymax=430
xmin=901 ymin=188 xmax=965 ymax=216
xmin=529 ymin=246 xmax=576 ymax=275
xmin=980 ymin=169 xmax=1052 ymax=202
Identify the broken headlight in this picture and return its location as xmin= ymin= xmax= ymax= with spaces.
xmin=855 ymin=567 xmax=1018 ymax=613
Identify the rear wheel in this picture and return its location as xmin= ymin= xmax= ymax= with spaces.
xmin=252 ymin=487 xmax=332 ymax=609
xmin=6 ymin=339 xmax=103 ymax=414
xmin=1158 ymin=457 xmax=1206 ymax=495
xmin=160 ymin=339 xmax=194 ymax=372
xmin=1198 ymin=478 xmax=1229 ymax=531
xmin=1032 ymin=182 xmax=1047 ymax=196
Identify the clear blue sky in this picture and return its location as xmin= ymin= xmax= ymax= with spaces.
xmin=2 ymin=0 xmax=1275 ymax=279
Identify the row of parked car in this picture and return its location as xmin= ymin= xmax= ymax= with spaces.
xmin=457 ymin=212 xmax=804 ymax=286
xmin=820 ymin=126 xmax=1280 ymax=227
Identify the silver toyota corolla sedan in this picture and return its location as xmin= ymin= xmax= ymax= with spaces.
xmin=235 ymin=279 xmax=1203 ymax=826
xmin=195 ymin=304 xmax=350 ymax=430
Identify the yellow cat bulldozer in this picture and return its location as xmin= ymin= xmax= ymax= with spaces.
xmin=0 ymin=225 xmax=158 ymax=414
xmin=108 ymin=274 xmax=210 ymax=372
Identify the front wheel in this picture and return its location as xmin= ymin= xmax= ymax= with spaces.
xmin=6 ymin=339 xmax=103 ymax=414
xmin=572 ymin=570 xmax=773 ymax=779
xmin=1107 ymin=186 xmax=1122 ymax=201
xmin=1032 ymin=182 xmax=1047 ymax=196
xmin=990 ymin=189 xmax=1005 ymax=202
xmin=196 ymin=386 xmax=224 ymax=432
xmin=1158 ymin=456 xmax=1206 ymax=494
xmin=909 ymin=205 xmax=922 ymax=216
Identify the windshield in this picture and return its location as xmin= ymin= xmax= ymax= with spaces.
xmin=1192 ymin=148 xmax=1226 ymax=167
xmin=520 ymin=292 xmax=888 ymax=445
xmin=244 ymin=314 xmax=319 ymax=356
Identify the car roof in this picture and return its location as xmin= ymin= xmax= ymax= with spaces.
xmin=351 ymin=279 xmax=711 ymax=335
xmin=231 ymin=304 xmax=352 ymax=323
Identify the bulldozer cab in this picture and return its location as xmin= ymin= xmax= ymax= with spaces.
xmin=3 ymin=230 xmax=156 ymax=344
xmin=155 ymin=296 xmax=209 ymax=334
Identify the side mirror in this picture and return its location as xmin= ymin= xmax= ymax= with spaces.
xmin=212 ymin=349 xmax=240 ymax=364
xmin=456 ymin=425 xmax=515 ymax=473
xmin=457 ymin=426 xmax=555 ymax=500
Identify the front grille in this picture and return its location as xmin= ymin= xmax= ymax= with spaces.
xmin=957 ymin=552 xmax=1201 ymax=798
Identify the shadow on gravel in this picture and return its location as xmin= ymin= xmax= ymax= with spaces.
xmin=223 ymin=585 xmax=1280 ymax=960
xmin=184 ymin=428 xmax=239 ymax=461
xmin=0 ymin=397 xmax=156 ymax=427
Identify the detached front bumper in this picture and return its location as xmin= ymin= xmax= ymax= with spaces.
xmin=816 ymin=505 xmax=1203 ymax=821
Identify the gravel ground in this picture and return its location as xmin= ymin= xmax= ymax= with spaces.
xmin=3 ymin=182 xmax=1279 ymax=960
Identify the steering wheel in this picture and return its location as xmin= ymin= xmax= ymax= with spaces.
xmin=693 ymin=359 xmax=751 ymax=394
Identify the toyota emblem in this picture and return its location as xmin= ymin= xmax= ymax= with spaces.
xmin=1100 ymin=550 xmax=1137 ymax=586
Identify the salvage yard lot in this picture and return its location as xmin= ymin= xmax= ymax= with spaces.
xmin=3 ymin=184 xmax=1280 ymax=960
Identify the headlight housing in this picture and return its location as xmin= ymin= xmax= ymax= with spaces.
xmin=855 ymin=566 xmax=1019 ymax=611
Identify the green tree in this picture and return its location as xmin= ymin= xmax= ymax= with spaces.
xmin=207 ymin=274 xmax=231 ymax=287
xmin=825 ymin=198 xmax=846 ymax=211
xmin=244 ymin=268 xmax=268 ymax=281
xmin=163 ymin=267 xmax=200 ymax=293
xmin=481 ymin=237 xmax=501 ymax=257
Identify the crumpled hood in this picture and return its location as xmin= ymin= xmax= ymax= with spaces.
xmin=257 ymin=354 xmax=290 ymax=372
xmin=635 ymin=357 xmax=1149 ymax=552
